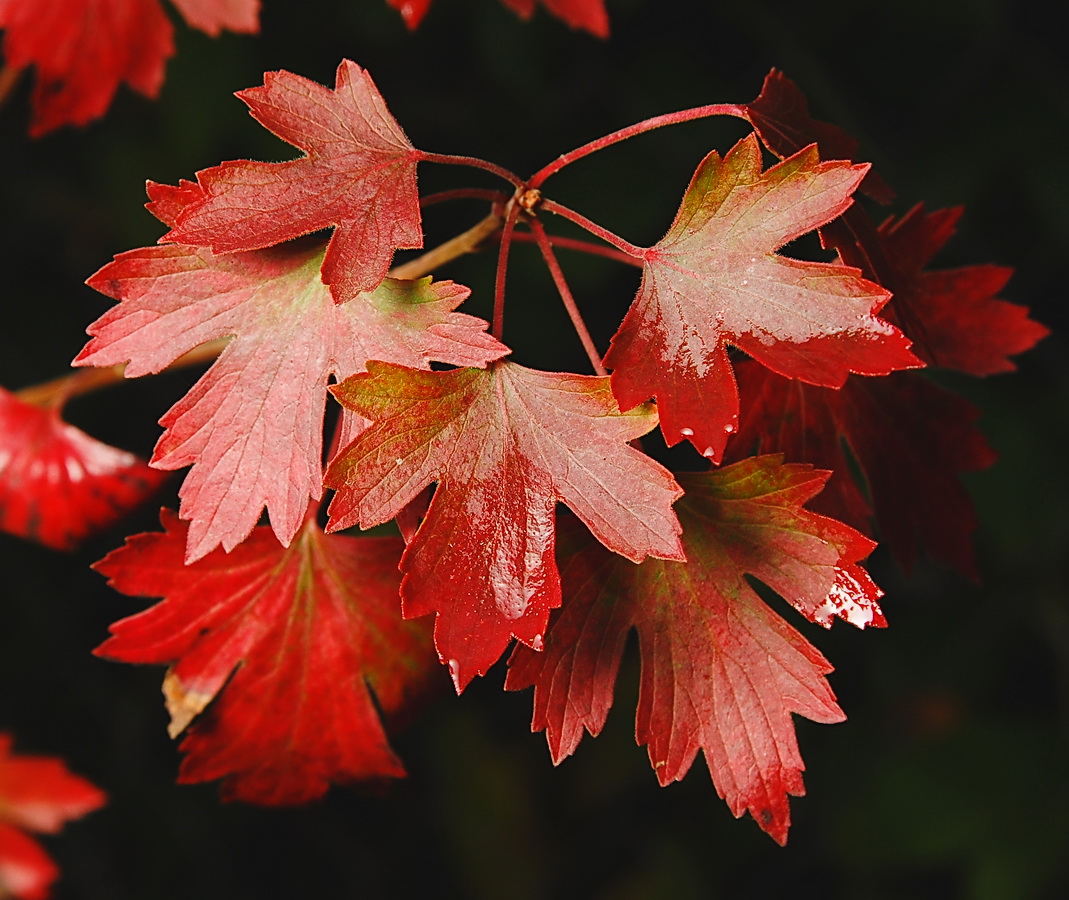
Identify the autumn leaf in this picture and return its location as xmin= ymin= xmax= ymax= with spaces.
xmin=0 ymin=735 xmax=105 ymax=900
xmin=507 ymin=456 xmax=882 ymax=844
xmin=76 ymin=183 xmax=505 ymax=562
xmin=387 ymin=0 xmax=608 ymax=36
xmin=603 ymin=133 xmax=920 ymax=463
xmin=163 ymin=60 xmax=424 ymax=304
xmin=728 ymin=363 xmax=997 ymax=577
xmin=325 ymin=360 xmax=684 ymax=690
xmin=0 ymin=386 xmax=167 ymax=551
xmin=867 ymin=205 xmax=1049 ymax=375
xmin=95 ymin=509 xmax=436 ymax=804
xmin=743 ymin=68 xmax=894 ymax=203
xmin=0 ymin=0 xmax=258 ymax=136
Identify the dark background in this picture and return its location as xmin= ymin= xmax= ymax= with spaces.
xmin=1 ymin=0 xmax=1066 ymax=897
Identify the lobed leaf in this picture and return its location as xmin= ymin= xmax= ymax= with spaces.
xmin=326 ymin=360 xmax=684 ymax=690
xmin=95 ymin=511 xmax=436 ymax=804
xmin=507 ymin=456 xmax=882 ymax=844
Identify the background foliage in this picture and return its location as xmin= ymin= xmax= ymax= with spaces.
xmin=1 ymin=0 xmax=1066 ymax=896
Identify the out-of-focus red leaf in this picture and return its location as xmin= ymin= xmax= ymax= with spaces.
xmin=387 ymin=0 xmax=608 ymax=36
xmin=95 ymin=510 xmax=436 ymax=804
xmin=164 ymin=60 xmax=424 ymax=304
xmin=326 ymin=361 xmax=684 ymax=691
xmin=0 ymin=735 xmax=105 ymax=900
xmin=0 ymin=0 xmax=258 ymax=136
xmin=604 ymin=134 xmax=918 ymax=464
xmin=728 ymin=363 xmax=998 ymax=577
xmin=744 ymin=68 xmax=894 ymax=203
xmin=0 ymin=387 xmax=167 ymax=550
xmin=77 ymin=179 xmax=505 ymax=562
xmin=867 ymin=205 xmax=1049 ymax=374
xmin=507 ymin=457 xmax=882 ymax=844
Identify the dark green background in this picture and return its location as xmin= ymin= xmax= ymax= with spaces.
xmin=1 ymin=1 xmax=1066 ymax=897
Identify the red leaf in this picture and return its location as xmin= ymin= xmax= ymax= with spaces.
xmin=77 ymin=196 xmax=505 ymax=562
xmin=603 ymin=134 xmax=919 ymax=464
xmin=0 ymin=387 xmax=167 ymax=550
xmin=95 ymin=510 xmax=436 ymax=804
xmin=164 ymin=60 xmax=424 ymax=304
xmin=728 ymin=363 xmax=998 ymax=577
xmin=507 ymin=457 xmax=882 ymax=844
xmin=0 ymin=0 xmax=258 ymax=136
xmin=870 ymin=205 xmax=1049 ymax=375
xmin=0 ymin=735 xmax=105 ymax=900
xmin=325 ymin=361 xmax=684 ymax=690
xmin=387 ymin=0 xmax=608 ymax=36
xmin=744 ymin=68 xmax=894 ymax=203
xmin=169 ymin=0 xmax=259 ymax=35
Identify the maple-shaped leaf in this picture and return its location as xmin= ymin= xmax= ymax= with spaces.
xmin=0 ymin=735 xmax=105 ymax=900
xmin=325 ymin=361 xmax=685 ymax=691
xmin=866 ymin=205 xmax=1049 ymax=375
xmin=0 ymin=386 xmax=167 ymax=550
xmin=603 ymin=133 xmax=919 ymax=464
xmin=0 ymin=0 xmax=258 ymax=136
xmin=95 ymin=509 xmax=436 ymax=804
xmin=507 ymin=456 xmax=883 ymax=844
xmin=728 ymin=363 xmax=997 ymax=577
xmin=386 ymin=0 xmax=608 ymax=36
xmin=77 ymin=184 xmax=505 ymax=561
xmin=743 ymin=68 xmax=894 ymax=203
xmin=163 ymin=60 xmax=424 ymax=304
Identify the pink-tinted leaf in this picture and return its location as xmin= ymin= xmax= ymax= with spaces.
xmin=169 ymin=0 xmax=258 ymax=35
xmin=164 ymin=60 xmax=424 ymax=304
xmin=744 ymin=68 xmax=894 ymax=203
xmin=0 ymin=735 xmax=105 ymax=900
xmin=604 ymin=134 xmax=919 ymax=463
xmin=0 ymin=387 xmax=167 ymax=550
xmin=0 ymin=0 xmax=259 ymax=136
xmin=77 ymin=196 xmax=505 ymax=562
xmin=326 ymin=361 xmax=684 ymax=691
xmin=95 ymin=510 xmax=436 ymax=804
xmin=507 ymin=456 xmax=882 ymax=844
xmin=728 ymin=363 xmax=998 ymax=577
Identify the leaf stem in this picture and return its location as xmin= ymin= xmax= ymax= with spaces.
xmin=493 ymin=202 xmax=523 ymax=341
xmin=528 ymin=218 xmax=607 ymax=376
xmin=529 ymin=103 xmax=749 ymax=188
xmin=418 ymin=151 xmax=525 ymax=190
xmin=507 ymin=230 xmax=641 ymax=267
xmin=540 ymin=199 xmax=647 ymax=259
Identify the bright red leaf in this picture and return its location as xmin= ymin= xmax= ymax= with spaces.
xmin=164 ymin=60 xmax=424 ymax=304
xmin=869 ymin=205 xmax=1049 ymax=375
xmin=325 ymin=360 xmax=685 ymax=690
xmin=728 ymin=363 xmax=998 ymax=577
xmin=76 ymin=183 xmax=505 ymax=562
xmin=95 ymin=509 xmax=436 ymax=804
xmin=0 ymin=735 xmax=105 ymax=900
xmin=507 ymin=456 xmax=882 ymax=844
xmin=743 ymin=68 xmax=894 ymax=203
xmin=0 ymin=386 xmax=167 ymax=550
xmin=0 ymin=0 xmax=258 ymax=136
xmin=603 ymin=133 xmax=919 ymax=464
xmin=387 ymin=0 xmax=608 ymax=36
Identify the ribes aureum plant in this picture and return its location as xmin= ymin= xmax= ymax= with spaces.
xmin=6 ymin=61 xmax=1046 ymax=846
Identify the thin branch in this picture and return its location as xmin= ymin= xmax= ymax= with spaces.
xmin=417 ymin=151 xmax=525 ymax=189
xmin=389 ymin=211 xmax=502 ymax=280
xmin=507 ymin=230 xmax=641 ymax=267
xmin=540 ymin=199 xmax=647 ymax=259
xmin=493 ymin=202 xmax=523 ymax=341
xmin=529 ymin=103 xmax=749 ymax=188
xmin=528 ymin=218 xmax=607 ymax=377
